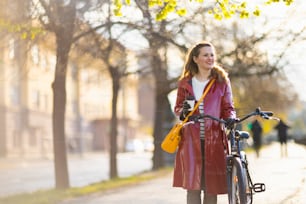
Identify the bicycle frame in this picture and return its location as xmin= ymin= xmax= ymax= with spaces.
xmin=189 ymin=107 xmax=278 ymax=204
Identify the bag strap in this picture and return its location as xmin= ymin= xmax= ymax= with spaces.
xmin=182 ymin=78 xmax=216 ymax=123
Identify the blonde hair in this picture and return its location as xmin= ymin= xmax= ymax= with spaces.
xmin=180 ymin=41 xmax=229 ymax=83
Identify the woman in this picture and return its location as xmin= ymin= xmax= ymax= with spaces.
xmin=173 ymin=41 xmax=236 ymax=204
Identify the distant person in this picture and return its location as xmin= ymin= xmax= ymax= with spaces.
xmin=250 ymin=119 xmax=263 ymax=158
xmin=274 ymin=119 xmax=290 ymax=157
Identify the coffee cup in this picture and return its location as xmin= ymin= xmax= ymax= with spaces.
xmin=186 ymin=96 xmax=195 ymax=111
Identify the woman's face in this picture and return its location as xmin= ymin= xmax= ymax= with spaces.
xmin=193 ymin=46 xmax=215 ymax=71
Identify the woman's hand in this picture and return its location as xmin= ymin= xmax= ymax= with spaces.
xmin=225 ymin=118 xmax=236 ymax=129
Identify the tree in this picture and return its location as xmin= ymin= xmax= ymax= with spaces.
xmin=123 ymin=0 xmax=183 ymax=169
xmin=211 ymin=20 xmax=302 ymax=113
xmin=73 ymin=0 xmax=181 ymax=171
xmin=113 ymin=0 xmax=294 ymax=21
xmin=32 ymin=0 xmax=133 ymax=185
xmin=87 ymin=35 xmax=128 ymax=178
xmin=37 ymin=0 xmax=77 ymax=189
xmin=35 ymin=0 xmax=114 ymax=188
xmin=72 ymin=11 xmax=130 ymax=178
xmin=29 ymin=0 xmax=127 ymax=187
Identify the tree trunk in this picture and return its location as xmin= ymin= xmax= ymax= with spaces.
xmin=152 ymin=91 xmax=167 ymax=169
xmin=47 ymin=0 xmax=76 ymax=189
xmin=151 ymin=50 xmax=175 ymax=169
xmin=110 ymin=72 xmax=120 ymax=178
xmin=52 ymin=33 xmax=71 ymax=188
xmin=0 ymin=49 xmax=6 ymax=157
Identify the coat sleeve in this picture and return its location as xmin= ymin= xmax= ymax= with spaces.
xmin=221 ymin=81 xmax=236 ymax=119
xmin=174 ymin=80 xmax=186 ymax=117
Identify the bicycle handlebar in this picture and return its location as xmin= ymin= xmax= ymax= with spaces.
xmin=188 ymin=107 xmax=279 ymax=126
xmin=238 ymin=107 xmax=279 ymax=122
xmin=189 ymin=114 xmax=226 ymax=123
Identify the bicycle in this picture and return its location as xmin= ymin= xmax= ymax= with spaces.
xmin=189 ymin=107 xmax=279 ymax=204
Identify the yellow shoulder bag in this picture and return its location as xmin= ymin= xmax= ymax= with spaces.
xmin=161 ymin=78 xmax=215 ymax=153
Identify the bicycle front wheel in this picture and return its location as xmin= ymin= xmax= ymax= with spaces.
xmin=228 ymin=156 xmax=250 ymax=204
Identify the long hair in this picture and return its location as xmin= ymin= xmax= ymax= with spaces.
xmin=180 ymin=41 xmax=229 ymax=83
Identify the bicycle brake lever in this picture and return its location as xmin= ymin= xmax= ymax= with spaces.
xmin=261 ymin=114 xmax=270 ymax=120
xmin=259 ymin=111 xmax=271 ymax=120
xmin=188 ymin=115 xmax=197 ymax=121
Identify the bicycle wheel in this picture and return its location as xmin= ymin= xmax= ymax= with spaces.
xmin=227 ymin=157 xmax=249 ymax=204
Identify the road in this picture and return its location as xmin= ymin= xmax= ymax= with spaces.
xmin=1 ymin=142 xmax=306 ymax=204
xmin=59 ymin=142 xmax=306 ymax=204
xmin=0 ymin=151 xmax=152 ymax=197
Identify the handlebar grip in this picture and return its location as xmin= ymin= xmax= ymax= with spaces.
xmin=260 ymin=111 xmax=273 ymax=120
xmin=262 ymin=111 xmax=273 ymax=116
xmin=188 ymin=115 xmax=199 ymax=122
xmin=256 ymin=108 xmax=273 ymax=116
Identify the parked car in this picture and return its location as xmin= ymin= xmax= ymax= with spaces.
xmin=125 ymin=139 xmax=145 ymax=152
xmin=125 ymin=138 xmax=154 ymax=152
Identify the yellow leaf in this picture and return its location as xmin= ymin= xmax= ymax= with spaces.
xmin=176 ymin=9 xmax=187 ymax=16
xmin=253 ymin=7 xmax=261 ymax=16
xmin=240 ymin=1 xmax=247 ymax=8
xmin=21 ymin=32 xmax=27 ymax=39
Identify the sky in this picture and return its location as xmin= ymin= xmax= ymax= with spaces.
xmin=260 ymin=0 xmax=306 ymax=102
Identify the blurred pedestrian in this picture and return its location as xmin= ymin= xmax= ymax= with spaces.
xmin=250 ymin=119 xmax=263 ymax=158
xmin=274 ymin=119 xmax=290 ymax=157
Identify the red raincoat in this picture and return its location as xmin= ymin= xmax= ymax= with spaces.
xmin=173 ymin=77 xmax=236 ymax=194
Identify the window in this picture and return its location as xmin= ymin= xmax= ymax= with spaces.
xmin=8 ymin=39 xmax=15 ymax=59
xmin=31 ymin=90 xmax=40 ymax=109
xmin=9 ymin=85 xmax=20 ymax=106
xmin=31 ymin=45 xmax=39 ymax=65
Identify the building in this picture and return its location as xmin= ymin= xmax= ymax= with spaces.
xmin=0 ymin=30 xmax=145 ymax=157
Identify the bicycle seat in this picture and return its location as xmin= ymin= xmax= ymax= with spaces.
xmin=235 ymin=130 xmax=250 ymax=139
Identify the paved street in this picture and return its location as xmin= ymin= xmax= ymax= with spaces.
xmin=0 ymin=151 xmax=152 ymax=197
xmin=59 ymin=142 xmax=306 ymax=204
xmin=1 ymin=142 xmax=306 ymax=204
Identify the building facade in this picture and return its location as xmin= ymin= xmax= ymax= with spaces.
xmin=0 ymin=31 xmax=144 ymax=157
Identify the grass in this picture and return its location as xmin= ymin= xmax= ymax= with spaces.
xmin=0 ymin=167 xmax=172 ymax=204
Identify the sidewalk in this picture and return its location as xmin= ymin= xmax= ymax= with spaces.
xmin=0 ymin=151 xmax=105 ymax=170
xmin=59 ymin=142 xmax=306 ymax=204
xmin=0 ymin=151 xmax=151 ymax=197
xmin=60 ymin=173 xmax=228 ymax=204
xmin=60 ymin=173 xmax=187 ymax=204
